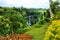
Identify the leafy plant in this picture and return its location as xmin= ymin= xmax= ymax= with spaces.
xmin=0 ymin=16 xmax=10 ymax=36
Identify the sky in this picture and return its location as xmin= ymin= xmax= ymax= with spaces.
xmin=0 ymin=0 xmax=49 ymax=8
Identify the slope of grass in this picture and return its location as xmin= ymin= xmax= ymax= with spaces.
xmin=25 ymin=24 xmax=48 ymax=40
xmin=38 ymin=10 xmax=46 ymax=13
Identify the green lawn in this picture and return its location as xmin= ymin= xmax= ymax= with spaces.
xmin=25 ymin=24 xmax=48 ymax=40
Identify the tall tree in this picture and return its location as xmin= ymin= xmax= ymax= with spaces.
xmin=49 ymin=0 xmax=54 ymax=19
xmin=49 ymin=0 xmax=60 ymax=19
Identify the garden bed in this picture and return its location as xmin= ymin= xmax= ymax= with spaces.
xmin=0 ymin=34 xmax=32 ymax=40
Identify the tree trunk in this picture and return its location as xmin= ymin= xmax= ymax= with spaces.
xmin=49 ymin=0 xmax=54 ymax=19
xmin=49 ymin=9 xmax=54 ymax=19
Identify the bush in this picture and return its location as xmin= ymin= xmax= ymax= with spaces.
xmin=9 ymin=14 xmax=29 ymax=34
xmin=0 ymin=15 xmax=29 ymax=35
xmin=12 ymin=22 xmax=29 ymax=34
xmin=14 ymin=27 xmax=29 ymax=34
xmin=44 ymin=20 xmax=60 ymax=40
xmin=0 ymin=16 xmax=10 ymax=36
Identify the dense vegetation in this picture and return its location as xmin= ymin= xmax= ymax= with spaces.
xmin=44 ymin=20 xmax=60 ymax=40
xmin=25 ymin=0 xmax=60 ymax=40
xmin=0 ymin=6 xmax=50 ymax=36
xmin=0 ymin=0 xmax=60 ymax=40
xmin=44 ymin=0 xmax=60 ymax=40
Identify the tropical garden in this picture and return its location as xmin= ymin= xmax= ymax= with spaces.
xmin=0 ymin=0 xmax=60 ymax=40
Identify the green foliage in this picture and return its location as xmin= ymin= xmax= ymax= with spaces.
xmin=0 ymin=16 xmax=10 ymax=36
xmin=50 ymin=0 xmax=60 ymax=19
xmin=0 ymin=6 xmax=50 ymax=35
xmin=50 ymin=0 xmax=60 ymax=13
xmin=9 ymin=13 xmax=29 ymax=34
xmin=0 ymin=15 xmax=29 ymax=35
xmin=12 ymin=22 xmax=29 ymax=34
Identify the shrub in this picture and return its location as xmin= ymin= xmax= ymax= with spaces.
xmin=0 ymin=15 xmax=29 ymax=35
xmin=12 ymin=22 xmax=29 ymax=34
xmin=0 ymin=16 xmax=10 ymax=36
xmin=44 ymin=20 xmax=60 ymax=40
xmin=9 ymin=14 xmax=29 ymax=34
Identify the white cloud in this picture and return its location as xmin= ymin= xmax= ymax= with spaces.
xmin=2 ymin=0 xmax=49 ymax=8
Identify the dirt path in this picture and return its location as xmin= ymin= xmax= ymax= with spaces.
xmin=0 ymin=34 xmax=32 ymax=40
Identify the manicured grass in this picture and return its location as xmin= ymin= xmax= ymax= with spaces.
xmin=25 ymin=24 xmax=48 ymax=40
